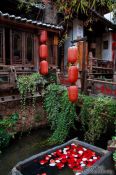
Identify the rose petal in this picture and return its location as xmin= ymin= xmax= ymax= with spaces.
xmin=40 ymin=160 xmax=46 ymax=165
xmin=56 ymin=162 xmax=64 ymax=169
xmin=45 ymin=156 xmax=50 ymax=161
xmin=82 ymin=158 xmax=87 ymax=161
xmin=50 ymin=159 xmax=55 ymax=164
xmin=78 ymin=151 xmax=83 ymax=155
xmin=49 ymin=163 xmax=56 ymax=166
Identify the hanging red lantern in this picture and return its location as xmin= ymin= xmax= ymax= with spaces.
xmin=68 ymin=66 xmax=78 ymax=83
xmin=68 ymin=46 xmax=78 ymax=63
xmin=68 ymin=86 xmax=78 ymax=102
xmin=40 ymin=30 xmax=48 ymax=43
xmin=40 ymin=60 xmax=48 ymax=75
xmin=39 ymin=44 xmax=48 ymax=59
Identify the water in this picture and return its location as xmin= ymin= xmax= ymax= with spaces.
xmin=0 ymin=128 xmax=51 ymax=175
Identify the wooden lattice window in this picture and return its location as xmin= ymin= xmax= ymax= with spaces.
xmin=0 ymin=28 xmax=4 ymax=64
xmin=12 ymin=31 xmax=22 ymax=64
xmin=25 ymin=33 xmax=34 ymax=64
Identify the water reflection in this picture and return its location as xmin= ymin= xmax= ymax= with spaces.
xmin=0 ymin=128 xmax=51 ymax=175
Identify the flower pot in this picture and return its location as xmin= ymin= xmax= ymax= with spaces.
xmin=11 ymin=138 xmax=115 ymax=175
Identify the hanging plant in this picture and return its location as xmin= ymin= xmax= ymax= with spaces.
xmin=17 ymin=73 xmax=47 ymax=114
xmin=44 ymin=87 xmax=115 ymax=145
xmin=44 ymin=84 xmax=78 ymax=144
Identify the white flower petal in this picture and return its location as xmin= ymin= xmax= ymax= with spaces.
xmin=49 ymin=163 xmax=56 ymax=166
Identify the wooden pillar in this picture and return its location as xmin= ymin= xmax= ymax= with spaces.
xmin=3 ymin=28 xmax=5 ymax=64
xmin=81 ymin=41 xmax=86 ymax=92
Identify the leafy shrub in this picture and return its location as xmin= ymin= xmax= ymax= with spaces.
xmin=0 ymin=128 xmax=11 ymax=152
xmin=44 ymin=86 xmax=115 ymax=144
xmin=78 ymin=94 xmax=116 ymax=143
xmin=0 ymin=113 xmax=19 ymax=152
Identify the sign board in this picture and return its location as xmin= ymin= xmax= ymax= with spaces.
xmin=88 ymin=79 xmax=116 ymax=97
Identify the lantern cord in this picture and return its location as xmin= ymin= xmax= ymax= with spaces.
xmin=71 ymin=20 xmax=74 ymax=46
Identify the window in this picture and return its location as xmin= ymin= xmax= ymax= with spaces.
xmin=103 ymin=40 xmax=108 ymax=49
xmin=0 ymin=28 xmax=35 ymax=66
xmin=25 ymin=33 xmax=34 ymax=64
xmin=12 ymin=31 xmax=22 ymax=64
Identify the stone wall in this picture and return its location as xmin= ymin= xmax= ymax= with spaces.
xmin=0 ymin=99 xmax=47 ymax=132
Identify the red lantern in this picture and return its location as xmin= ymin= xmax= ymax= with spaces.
xmin=40 ymin=30 xmax=48 ymax=43
xmin=68 ymin=86 xmax=78 ymax=102
xmin=39 ymin=44 xmax=48 ymax=59
xmin=68 ymin=46 xmax=78 ymax=63
xmin=68 ymin=66 xmax=78 ymax=83
xmin=40 ymin=60 xmax=48 ymax=75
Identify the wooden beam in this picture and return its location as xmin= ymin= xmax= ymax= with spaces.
xmin=0 ymin=92 xmax=41 ymax=103
xmin=0 ymin=17 xmax=60 ymax=33
xmin=87 ymin=78 xmax=116 ymax=85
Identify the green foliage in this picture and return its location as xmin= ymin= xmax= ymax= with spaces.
xmin=0 ymin=128 xmax=11 ymax=152
xmin=0 ymin=113 xmax=19 ymax=152
xmin=78 ymin=94 xmax=116 ymax=144
xmin=44 ymin=69 xmax=57 ymax=84
xmin=44 ymin=84 xmax=77 ymax=144
xmin=17 ymin=73 xmax=47 ymax=111
xmin=55 ymin=0 xmax=114 ymax=16
xmin=44 ymin=88 xmax=115 ymax=145
xmin=113 ymin=150 xmax=116 ymax=169
xmin=0 ymin=113 xmax=19 ymax=129
xmin=18 ymin=0 xmax=115 ymax=21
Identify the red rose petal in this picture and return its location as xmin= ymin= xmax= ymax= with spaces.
xmin=50 ymin=159 xmax=55 ymax=163
xmin=40 ymin=160 xmax=47 ymax=165
xmin=56 ymin=162 xmax=64 ymax=169
xmin=45 ymin=155 xmax=50 ymax=161
xmin=39 ymin=143 xmax=101 ymax=174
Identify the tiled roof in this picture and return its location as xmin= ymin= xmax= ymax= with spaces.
xmin=0 ymin=11 xmax=63 ymax=31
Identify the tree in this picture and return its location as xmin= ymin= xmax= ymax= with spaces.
xmin=18 ymin=0 xmax=115 ymax=44
xmin=18 ymin=0 xmax=115 ymax=20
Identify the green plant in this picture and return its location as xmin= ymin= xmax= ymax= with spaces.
xmin=0 ymin=113 xmax=19 ymax=129
xmin=44 ymin=86 xmax=115 ymax=145
xmin=44 ymin=84 xmax=78 ymax=144
xmin=113 ymin=151 xmax=116 ymax=169
xmin=112 ymin=111 xmax=116 ymax=169
xmin=0 ymin=113 xmax=19 ymax=152
xmin=44 ymin=69 xmax=57 ymax=84
xmin=78 ymin=94 xmax=116 ymax=144
xmin=17 ymin=73 xmax=47 ymax=112
xmin=0 ymin=128 xmax=11 ymax=153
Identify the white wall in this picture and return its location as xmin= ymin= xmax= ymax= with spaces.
xmin=64 ymin=19 xmax=84 ymax=69
xmin=102 ymin=32 xmax=112 ymax=60
xmin=104 ymin=12 xmax=115 ymax=24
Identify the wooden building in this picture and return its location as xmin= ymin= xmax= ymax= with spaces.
xmin=0 ymin=0 xmax=63 ymax=102
xmin=60 ymin=9 xmax=116 ymax=97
